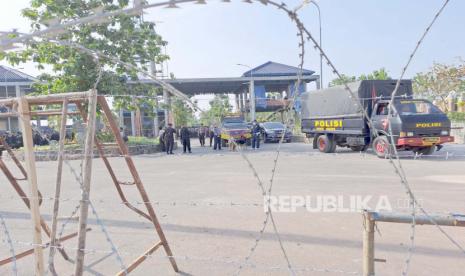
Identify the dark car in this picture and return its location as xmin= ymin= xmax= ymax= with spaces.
xmin=259 ymin=122 xmax=292 ymax=143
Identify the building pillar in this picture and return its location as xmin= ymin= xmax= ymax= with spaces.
xmin=243 ymin=91 xmax=248 ymax=119
xmin=153 ymin=96 xmax=159 ymax=137
xmin=249 ymin=80 xmax=255 ymax=121
xmin=15 ymin=85 xmax=22 ymax=130
xmin=235 ymin=94 xmax=240 ymax=113
xmin=239 ymin=93 xmax=244 ymax=113
xmin=119 ymin=109 xmax=124 ymax=127
xmin=163 ymin=89 xmax=173 ymax=127
xmin=130 ymin=110 xmax=136 ymax=136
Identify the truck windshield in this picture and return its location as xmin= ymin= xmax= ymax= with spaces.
xmin=394 ymin=100 xmax=442 ymax=115
xmin=263 ymin=122 xmax=284 ymax=129
xmin=223 ymin=123 xmax=248 ymax=129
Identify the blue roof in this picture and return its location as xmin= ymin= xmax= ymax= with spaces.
xmin=0 ymin=65 xmax=36 ymax=83
xmin=241 ymin=61 xmax=315 ymax=78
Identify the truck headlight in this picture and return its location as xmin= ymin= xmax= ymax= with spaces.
xmin=440 ymin=130 xmax=448 ymax=136
xmin=407 ymin=132 xmax=414 ymax=137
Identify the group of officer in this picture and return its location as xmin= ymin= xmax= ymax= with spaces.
xmin=158 ymin=120 xmax=262 ymax=154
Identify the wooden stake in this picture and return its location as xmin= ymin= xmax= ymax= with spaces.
xmin=0 ymin=228 xmax=91 ymax=267
xmin=74 ymin=102 xmax=152 ymax=222
xmin=0 ymin=137 xmax=27 ymax=178
xmin=98 ymin=96 xmax=179 ymax=272
xmin=115 ymin=242 xmax=163 ymax=276
xmin=17 ymin=97 xmax=44 ymax=276
xmin=74 ymin=90 xmax=98 ymax=276
xmin=48 ymin=99 xmax=68 ymax=276
xmin=362 ymin=211 xmax=375 ymax=276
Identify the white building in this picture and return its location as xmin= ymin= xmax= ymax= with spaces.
xmin=0 ymin=65 xmax=36 ymax=131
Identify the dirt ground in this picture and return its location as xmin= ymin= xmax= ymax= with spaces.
xmin=1 ymin=140 xmax=465 ymax=275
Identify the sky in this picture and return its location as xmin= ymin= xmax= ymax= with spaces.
xmin=0 ymin=0 xmax=464 ymax=90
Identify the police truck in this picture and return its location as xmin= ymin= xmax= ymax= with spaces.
xmin=300 ymin=80 xmax=454 ymax=157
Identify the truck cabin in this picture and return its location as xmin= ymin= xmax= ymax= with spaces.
xmin=373 ymin=99 xmax=443 ymax=117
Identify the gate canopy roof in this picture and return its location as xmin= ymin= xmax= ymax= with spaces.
xmin=135 ymin=61 xmax=318 ymax=95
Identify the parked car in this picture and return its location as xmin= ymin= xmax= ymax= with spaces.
xmin=259 ymin=122 xmax=292 ymax=143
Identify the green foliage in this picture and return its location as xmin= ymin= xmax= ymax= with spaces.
xmin=358 ymin=68 xmax=391 ymax=81
xmin=447 ymin=112 xmax=465 ymax=122
xmin=200 ymin=95 xmax=233 ymax=125
xmin=171 ymin=99 xmax=196 ymax=127
xmin=127 ymin=136 xmax=159 ymax=145
xmin=328 ymin=74 xmax=356 ymax=87
xmin=328 ymin=68 xmax=392 ymax=87
xmin=413 ymin=61 xmax=465 ymax=111
xmin=1 ymin=0 xmax=168 ymax=110
xmin=96 ymin=130 xmax=116 ymax=143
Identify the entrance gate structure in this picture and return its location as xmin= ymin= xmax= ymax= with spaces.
xmin=0 ymin=90 xmax=178 ymax=275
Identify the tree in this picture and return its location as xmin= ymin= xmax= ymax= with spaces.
xmin=413 ymin=61 xmax=465 ymax=111
xmin=200 ymin=95 xmax=232 ymax=125
xmin=328 ymin=68 xmax=392 ymax=87
xmin=328 ymin=74 xmax=356 ymax=87
xmin=358 ymin=68 xmax=391 ymax=81
xmin=171 ymin=99 xmax=196 ymax=127
xmin=0 ymin=0 xmax=168 ymax=103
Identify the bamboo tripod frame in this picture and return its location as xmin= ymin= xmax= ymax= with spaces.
xmin=0 ymin=91 xmax=178 ymax=275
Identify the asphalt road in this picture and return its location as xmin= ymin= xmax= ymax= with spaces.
xmin=1 ymin=140 xmax=464 ymax=275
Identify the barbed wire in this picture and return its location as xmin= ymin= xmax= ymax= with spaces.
xmin=291 ymin=1 xmax=465 ymax=275
xmin=0 ymin=239 xmax=359 ymax=275
xmin=0 ymin=1 xmax=463 ymax=276
xmin=0 ymin=212 xmax=18 ymax=276
xmin=64 ymin=158 xmax=128 ymax=275
xmin=382 ymin=1 xmax=455 ymax=274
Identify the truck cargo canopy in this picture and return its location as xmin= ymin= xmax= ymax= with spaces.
xmin=301 ymin=80 xmax=413 ymax=119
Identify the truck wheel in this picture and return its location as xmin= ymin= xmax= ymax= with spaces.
xmin=350 ymin=145 xmax=368 ymax=152
xmin=373 ymin=136 xmax=391 ymax=158
xmin=317 ymin=135 xmax=334 ymax=153
xmin=413 ymin=146 xmax=435 ymax=156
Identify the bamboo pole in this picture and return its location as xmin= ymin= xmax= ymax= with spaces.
xmin=0 ymin=138 xmax=27 ymax=178
xmin=74 ymin=90 xmax=98 ymax=276
xmin=362 ymin=212 xmax=375 ymax=276
xmin=48 ymin=99 xmax=68 ymax=276
xmin=74 ymin=102 xmax=152 ymax=222
xmin=17 ymin=97 xmax=44 ymax=276
xmin=0 ymin=111 xmax=80 ymax=118
xmin=370 ymin=211 xmax=465 ymax=226
xmin=0 ymin=91 xmax=92 ymax=106
xmin=0 ymin=228 xmax=91 ymax=267
xmin=115 ymin=242 xmax=163 ymax=276
xmin=362 ymin=211 xmax=465 ymax=275
xmin=98 ymin=96 xmax=179 ymax=272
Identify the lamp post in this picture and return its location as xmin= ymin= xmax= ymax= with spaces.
xmin=311 ymin=1 xmax=323 ymax=89
xmin=237 ymin=63 xmax=255 ymax=121
xmin=295 ymin=0 xmax=323 ymax=89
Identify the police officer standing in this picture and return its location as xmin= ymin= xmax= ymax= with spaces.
xmin=164 ymin=123 xmax=176 ymax=155
xmin=180 ymin=124 xmax=192 ymax=153
xmin=213 ymin=124 xmax=222 ymax=150
xmin=158 ymin=126 xmax=165 ymax=152
xmin=209 ymin=125 xmax=215 ymax=147
xmin=251 ymin=120 xmax=261 ymax=150
xmin=198 ymin=123 xmax=207 ymax=147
